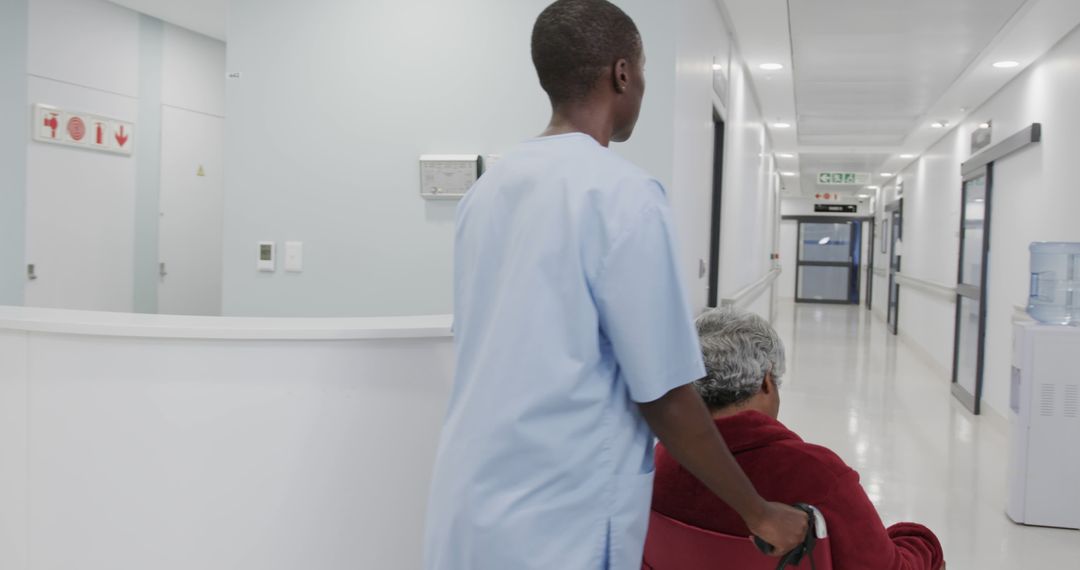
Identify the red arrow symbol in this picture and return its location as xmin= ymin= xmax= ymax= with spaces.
xmin=115 ymin=125 xmax=129 ymax=147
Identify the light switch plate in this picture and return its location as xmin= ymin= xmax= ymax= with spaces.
xmin=285 ymin=241 xmax=303 ymax=272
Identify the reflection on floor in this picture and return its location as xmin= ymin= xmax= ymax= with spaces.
xmin=772 ymin=300 xmax=1078 ymax=569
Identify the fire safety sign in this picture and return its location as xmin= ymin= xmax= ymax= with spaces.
xmin=33 ymin=103 xmax=133 ymax=156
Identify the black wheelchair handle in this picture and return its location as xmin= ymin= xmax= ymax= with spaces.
xmin=751 ymin=503 xmax=819 ymax=569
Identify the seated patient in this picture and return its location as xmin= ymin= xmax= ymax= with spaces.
xmin=652 ymin=308 xmax=944 ymax=570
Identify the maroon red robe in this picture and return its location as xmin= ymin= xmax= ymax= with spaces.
xmin=653 ymin=411 xmax=944 ymax=569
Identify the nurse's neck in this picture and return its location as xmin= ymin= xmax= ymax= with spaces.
xmin=540 ymin=100 xmax=619 ymax=147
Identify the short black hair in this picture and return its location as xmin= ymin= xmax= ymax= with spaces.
xmin=531 ymin=0 xmax=642 ymax=104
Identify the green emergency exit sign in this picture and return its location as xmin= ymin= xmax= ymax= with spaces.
xmin=817 ymin=172 xmax=869 ymax=185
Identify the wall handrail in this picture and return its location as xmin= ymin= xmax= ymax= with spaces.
xmin=720 ymin=268 xmax=781 ymax=309
xmin=894 ymin=273 xmax=956 ymax=298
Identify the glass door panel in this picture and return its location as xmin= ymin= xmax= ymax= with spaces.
xmin=954 ymin=297 xmax=981 ymax=396
xmin=796 ymin=222 xmax=859 ymax=304
xmin=797 ymin=266 xmax=850 ymax=301
xmin=952 ymin=169 xmax=991 ymax=414
xmin=800 ymin=223 xmax=852 ymax=262
xmin=887 ymin=205 xmax=902 ymax=334
xmin=960 ymin=178 xmax=986 ymax=287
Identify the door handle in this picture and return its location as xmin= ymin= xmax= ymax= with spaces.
xmin=27 ymin=264 xmax=37 ymax=281
xmin=159 ymin=262 xmax=168 ymax=278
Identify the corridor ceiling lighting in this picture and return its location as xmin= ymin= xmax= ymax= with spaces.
xmin=979 ymin=122 xmax=991 ymax=129
xmin=880 ymin=172 xmax=893 ymax=177
xmin=866 ymin=185 xmax=880 ymax=190
xmin=773 ymin=122 xmax=791 ymax=129
xmin=993 ymin=60 xmax=1020 ymax=68
xmin=780 ymin=171 xmax=797 ymax=177
xmin=712 ymin=63 xmax=723 ymax=71
xmin=778 ymin=153 xmax=795 ymax=158
xmin=900 ymin=154 xmax=916 ymax=159
xmin=759 ymin=63 xmax=784 ymax=71
xmin=857 ymin=194 xmax=871 ymax=199
xmin=931 ymin=121 xmax=947 ymax=128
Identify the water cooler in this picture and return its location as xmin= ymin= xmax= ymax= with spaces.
xmin=1006 ymin=321 xmax=1080 ymax=529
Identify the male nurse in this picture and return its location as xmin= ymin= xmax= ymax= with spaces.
xmin=423 ymin=1 xmax=808 ymax=568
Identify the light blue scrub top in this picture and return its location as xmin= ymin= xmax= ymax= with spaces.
xmin=424 ymin=133 xmax=706 ymax=569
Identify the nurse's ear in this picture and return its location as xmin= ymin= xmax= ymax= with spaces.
xmin=612 ymin=58 xmax=631 ymax=94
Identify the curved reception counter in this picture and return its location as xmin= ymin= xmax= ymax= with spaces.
xmin=0 ymin=306 xmax=454 ymax=570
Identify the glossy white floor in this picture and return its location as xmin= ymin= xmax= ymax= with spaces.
xmin=771 ymin=300 xmax=1078 ymax=569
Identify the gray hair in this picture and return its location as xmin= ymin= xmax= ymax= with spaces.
xmin=693 ymin=308 xmax=786 ymax=410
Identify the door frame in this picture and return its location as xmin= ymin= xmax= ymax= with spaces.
xmin=707 ymin=111 xmax=726 ymax=308
xmin=950 ymin=165 xmax=992 ymax=414
xmin=792 ymin=218 xmax=862 ymax=305
xmin=949 ymin=123 xmax=1041 ymax=415
xmin=885 ymin=200 xmax=903 ymax=335
xmin=865 ymin=219 xmax=875 ymax=310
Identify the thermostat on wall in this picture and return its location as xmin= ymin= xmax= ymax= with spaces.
xmin=257 ymin=241 xmax=276 ymax=272
xmin=419 ymin=154 xmax=480 ymax=200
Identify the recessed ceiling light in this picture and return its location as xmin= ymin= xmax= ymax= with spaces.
xmin=993 ymin=60 xmax=1020 ymax=69
xmin=979 ymin=122 xmax=991 ymax=129
xmin=900 ymin=154 xmax=916 ymax=159
xmin=712 ymin=63 xmax=723 ymax=71
xmin=866 ymin=185 xmax=880 ymax=190
xmin=931 ymin=121 xmax=947 ymax=129
xmin=780 ymin=171 xmax=797 ymax=177
xmin=777 ymin=153 xmax=795 ymax=158
xmin=773 ymin=122 xmax=791 ymax=129
xmin=880 ymin=172 xmax=893 ymax=177
xmin=857 ymin=194 xmax=871 ymax=199
xmin=974 ymin=198 xmax=985 ymax=203
xmin=759 ymin=63 xmax=784 ymax=71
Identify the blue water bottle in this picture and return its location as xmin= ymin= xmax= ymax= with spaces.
xmin=1027 ymin=242 xmax=1080 ymax=325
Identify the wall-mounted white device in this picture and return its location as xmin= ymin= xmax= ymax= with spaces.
xmin=419 ymin=154 xmax=480 ymax=200
xmin=257 ymin=241 xmax=276 ymax=272
xmin=284 ymin=241 xmax=303 ymax=273
xmin=1007 ymin=321 xmax=1080 ymax=529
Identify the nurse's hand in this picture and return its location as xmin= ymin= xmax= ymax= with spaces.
xmin=747 ymin=502 xmax=810 ymax=557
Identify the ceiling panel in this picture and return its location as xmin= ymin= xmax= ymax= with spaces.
xmin=789 ymin=0 xmax=1027 ymax=144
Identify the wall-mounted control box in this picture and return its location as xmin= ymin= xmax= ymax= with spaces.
xmin=419 ymin=154 xmax=480 ymax=200
xmin=257 ymin=241 xmax=276 ymax=272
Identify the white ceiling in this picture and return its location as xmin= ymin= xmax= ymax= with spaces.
xmin=721 ymin=0 xmax=1080 ymax=197
xmin=790 ymin=0 xmax=1026 ymax=148
xmin=107 ymin=0 xmax=226 ymax=40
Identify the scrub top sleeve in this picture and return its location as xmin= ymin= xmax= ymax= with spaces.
xmin=593 ymin=201 xmax=706 ymax=404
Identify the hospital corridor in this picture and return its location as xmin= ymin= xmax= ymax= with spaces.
xmin=772 ymin=301 xmax=1077 ymax=568
xmin=2 ymin=0 xmax=1080 ymax=569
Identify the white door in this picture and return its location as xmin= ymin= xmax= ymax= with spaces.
xmin=23 ymin=80 xmax=136 ymax=312
xmin=158 ymin=106 xmax=224 ymax=316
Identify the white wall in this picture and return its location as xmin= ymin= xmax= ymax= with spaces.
xmin=24 ymin=0 xmax=140 ymax=312
xmin=0 ymin=0 xmax=28 ymax=306
xmin=223 ymin=0 xmax=778 ymax=318
xmin=715 ymin=51 xmax=778 ymax=310
xmin=15 ymin=0 xmax=225 ymax=313
xmin=879 ymin=23 xmax=1080 ymax=417
xmin=161 ymin=24 xmax=226 ymax=116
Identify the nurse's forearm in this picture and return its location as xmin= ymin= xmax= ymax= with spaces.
xmin=639 ymin=384 xmax=767 ymax=522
